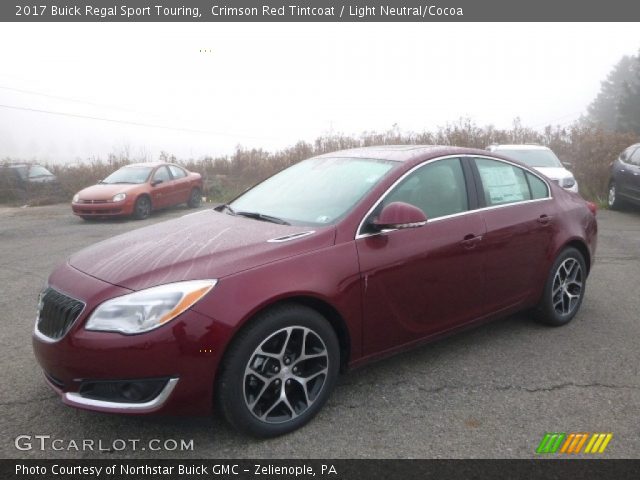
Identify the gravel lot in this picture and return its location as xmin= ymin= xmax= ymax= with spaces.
xmin=1 ymin=204 xmax=639 ymax=458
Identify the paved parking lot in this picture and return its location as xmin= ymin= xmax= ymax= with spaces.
xmin=1 ymin=204 xmax=639 ymax=458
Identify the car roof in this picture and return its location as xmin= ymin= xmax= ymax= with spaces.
xmin=124 ymin=162 xmax=171 ymax=168
xmin=490 ymin=144 xmax=551 ymax=151
xmin=315 ymin=145 xmax=493 ymax=163
xmin=3 ymin=163 xmax=37 ymax=168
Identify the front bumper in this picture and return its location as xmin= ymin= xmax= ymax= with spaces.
xmin=32 ymin=263 xmax=225 ymax=415
xmin=71 ymin=201 xmax=134 ymax=217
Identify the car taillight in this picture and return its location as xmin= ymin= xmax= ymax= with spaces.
xmin=586 ymin=201 xmax=597 ymax=216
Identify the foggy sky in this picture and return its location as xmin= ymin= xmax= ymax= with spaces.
xmin=0 ymin=22 xmax=638 ymax=164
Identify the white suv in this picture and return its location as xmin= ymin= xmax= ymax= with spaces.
xmin=486 ymin=144 xmax=578 ymax=193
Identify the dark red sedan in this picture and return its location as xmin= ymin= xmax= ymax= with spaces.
xmin=33 ymin=146 xmax=597 ymax=437
xmin=71 ymin=162 xmax=203 ymax=220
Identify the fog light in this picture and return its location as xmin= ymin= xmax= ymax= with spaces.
xmin=79 ymin=378 xmax=169 ymax=403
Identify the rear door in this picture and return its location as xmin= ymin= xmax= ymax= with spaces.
xmin=168 ymin=165 xmax=192 ymax=204
xmin=471 ymin=157 xmax=555 ymax=313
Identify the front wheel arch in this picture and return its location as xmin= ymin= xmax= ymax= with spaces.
xmin=218 ymin=296 xmax=351 ymax=378
xmin=214 ymin=301 xmax=341 ymax=436
xmin=133 ymin=194 xmax=152 ymax=219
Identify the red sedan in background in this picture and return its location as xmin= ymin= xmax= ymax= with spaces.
xmin=36 ymin=146 xmax=597 ymax=437
xmin=71 ymin=162 xmax=203 ymax=220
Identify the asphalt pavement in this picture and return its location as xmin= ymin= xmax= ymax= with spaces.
xmin=1 ymin=204 xmax=638 ymax=458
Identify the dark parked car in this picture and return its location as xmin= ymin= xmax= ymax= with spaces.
xmin=71 ymin=162 xmax=203 ymax=220
xmin=0 ymin=163 xmax=60 ymax=202
xmin=33 ymin=146 xmax=597 ymax=437
xmin=608 ymin=143 xmax=640 ymax=209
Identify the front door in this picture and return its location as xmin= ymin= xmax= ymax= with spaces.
xmin=150 ymin=166 xmax=173 ymax=209
xmin=356 ymin=157 xmax=486 ymax=355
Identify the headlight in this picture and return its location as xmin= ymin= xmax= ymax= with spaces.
xmin=112 ymin=193 xmax=127 ymax=202
xmin=72 ymin=194 xmax=80 ymax=203
xmin=561 ymin=177 xmax=576 ymax=188
xmin=85 ymin=280 xmax=217 ymax=334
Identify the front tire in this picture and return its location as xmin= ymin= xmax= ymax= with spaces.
xmin=133 ymin=195 xmax=152 ymax=220
xmin=216 ymin=304 xmax=340 ymax=437
xmin=535 ymin=247 xmax=587 ymax=326
xmin=608 ymin=181 xmax=623 ymax=210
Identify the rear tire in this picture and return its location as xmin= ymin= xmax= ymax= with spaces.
xmin=535 ymin=247 xmax=587 ymax=327
xmin=216 ymin=304 xmax=340 ymax=437
xmin=187 ymin=188 xmax=202 ymax=208
xmin=133 ymin=195 xmax=152 ymax=220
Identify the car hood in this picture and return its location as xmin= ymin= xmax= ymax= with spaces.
xmin=28 ymin=175 xmax=58 ymax=183
xmin=77 ymin=183 xmax=142 ymax=200
xmin=533 ymin=166 xmax=572 ymax=180
xmin=69 ymin=210 xmax=336 ymax=290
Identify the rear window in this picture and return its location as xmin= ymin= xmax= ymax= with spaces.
xmin=476 ymin=158 xmax=532 ymax=206
xmin=526 ymin=172 xmax=549 ymax=199
xmin=497 ymin=149 xmax=562 ymax=168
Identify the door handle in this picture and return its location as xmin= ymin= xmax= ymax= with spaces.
xmin=460 ymin=234 xmax=482 ymax=249
xmin=537 ymin=214 xmax=552 ymax=225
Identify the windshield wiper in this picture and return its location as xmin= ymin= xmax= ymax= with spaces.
xmin=216 ymin=203 xmax=236 ymax=215
xmin=235 ymin=211 xmax=290 ymax=225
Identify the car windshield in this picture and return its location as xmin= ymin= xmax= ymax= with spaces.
xmin=230 ymin=157 xmax=395 ymax=226
xmin=28 ymin=165 xmax=54 ymax=178
xmin=498 ymin=149 xmax=563 ymax=168
xmin=102 ymin=166 xmax=153 ymax=184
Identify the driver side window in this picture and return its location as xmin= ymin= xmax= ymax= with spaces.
xmin=382 ymin=158 xmax=469 ymax=219
xmin=153 ymin=166 xmax=171 ymax=183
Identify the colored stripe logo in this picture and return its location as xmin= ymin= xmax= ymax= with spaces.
xmin=536 ymin=433 xmax=613 ymax=454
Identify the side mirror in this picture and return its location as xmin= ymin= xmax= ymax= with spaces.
xmin=373 ymin=202 xmax=427 ymax=231
xmin=151 ymin=179 xmax=163 ymax=187
xmin=562 ymin=161 xmax=573 ymax=169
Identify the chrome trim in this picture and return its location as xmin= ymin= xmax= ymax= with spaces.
xmin=267 ymin=231 xmax=316 ymax=243
xmin=64 ymin=378 xmax=179 ymax=411
xmin=34 ymin=288 xmax=87 ymax=344
xmin=355 ymin=154 xmax=553 ymax=240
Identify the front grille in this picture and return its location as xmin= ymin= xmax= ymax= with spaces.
xmin=80 ymin=199 xmax=108 ymax=204
xmin=36 ymin=288 xmax=84 ymax=340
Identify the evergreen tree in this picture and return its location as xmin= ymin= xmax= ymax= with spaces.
xmin=588 ymin=51 xmax=640 ymax=134
xmin=615 ymin=55 xmax=640 ymax=135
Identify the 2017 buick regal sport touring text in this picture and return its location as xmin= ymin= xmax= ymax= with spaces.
xmin=33 ymin=146 xmax=598 ymax=437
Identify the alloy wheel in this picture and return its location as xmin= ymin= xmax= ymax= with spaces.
xmin=243 ymin=326 xmax=329 ymax=424
xmin=608 ymin=184 xmax=616 ymax=207
xmin=551 ymin=258 xmax=583 ymax=316
xmin=136 ymin=197 xmax=151 ymax=218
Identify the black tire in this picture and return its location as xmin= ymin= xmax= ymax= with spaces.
xmin=607 ymin=181 xmax=624 ymax=210
xmin=187 ymin=188 xmax=202 ymax=208
xmin=133 ymin=195 xmax=152 ymax=220
xmin=535 ymin=247 xmax=587 ymax=327
xmin=80 ymin=216 xmax=94 ymax=221
xmin=216 ymin=304 xmax=340 ymax=437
